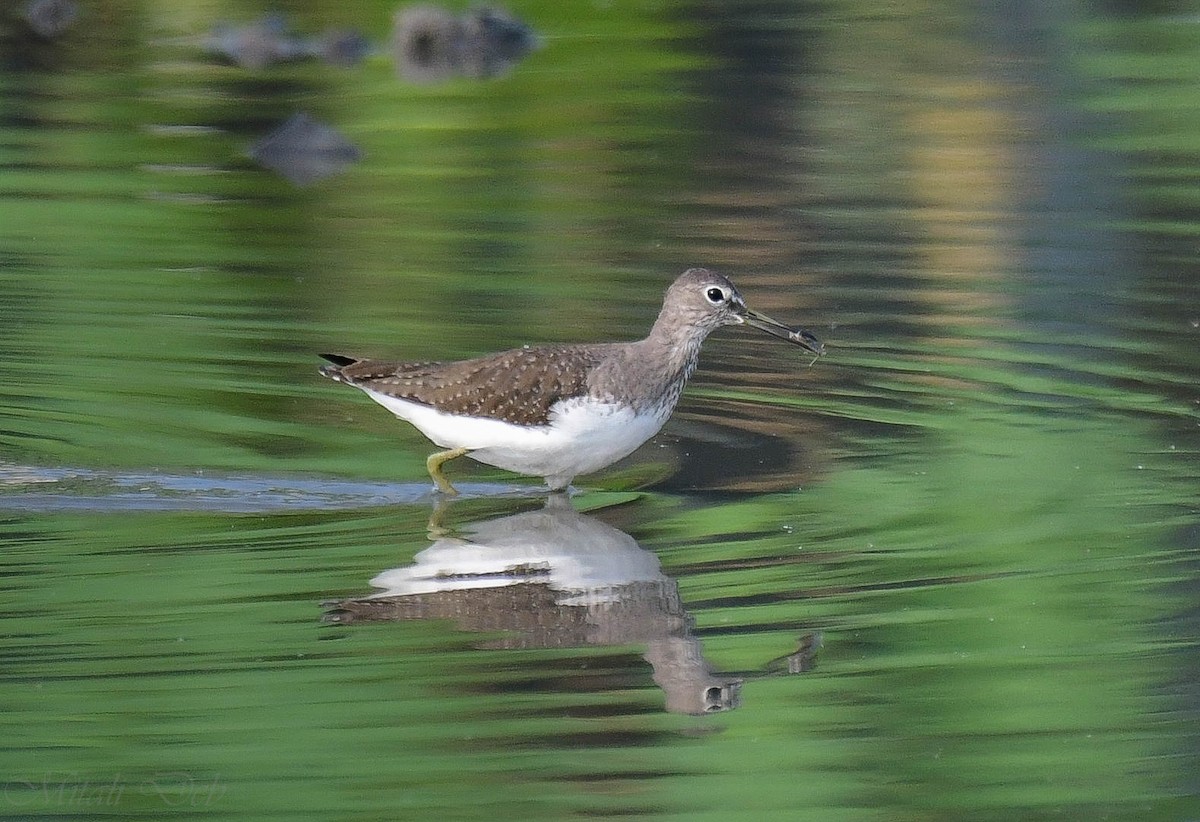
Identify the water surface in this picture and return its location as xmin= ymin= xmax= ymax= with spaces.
xmin=1 ymin=1 xmax=1198 ymax=820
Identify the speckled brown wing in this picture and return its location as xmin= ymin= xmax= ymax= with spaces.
xmin=320 ymin=345 xmax=611 ymax=426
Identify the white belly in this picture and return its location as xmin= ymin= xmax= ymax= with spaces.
xmin=362 ymin=389 xmax=668 ymax=488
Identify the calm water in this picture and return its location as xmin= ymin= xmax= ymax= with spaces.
xmin=2 ymin=1 xmax=1198 ymax=820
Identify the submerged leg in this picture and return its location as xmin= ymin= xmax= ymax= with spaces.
xmin=426 ymin=447 xmax=470 ymax=495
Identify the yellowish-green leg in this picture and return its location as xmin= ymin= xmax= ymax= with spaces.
xmin=426 ymin=496 xmax=456 ymax=538
xmin=426 ymin=447 xmax=470 ymax=495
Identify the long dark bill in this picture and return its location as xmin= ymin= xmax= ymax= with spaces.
xmin=743 ymin=308 xmax=824 ymax=356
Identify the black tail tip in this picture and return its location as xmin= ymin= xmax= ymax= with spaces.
xmin=319 ymin=353 xmax=358 ymax=380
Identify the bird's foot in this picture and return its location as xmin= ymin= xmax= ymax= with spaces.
xmin=426 ymin=447 xmax=470 ymax=495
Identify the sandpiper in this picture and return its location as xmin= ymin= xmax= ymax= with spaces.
xmin=320 ymin=268 xmax=823 ymax=494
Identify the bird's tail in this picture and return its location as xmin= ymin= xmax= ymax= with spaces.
xmin=319 ymin=353 xmax=358 ymax=380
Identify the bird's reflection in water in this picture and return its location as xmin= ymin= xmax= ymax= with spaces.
xmin=324 ymin=494 xmax=820 ymax=715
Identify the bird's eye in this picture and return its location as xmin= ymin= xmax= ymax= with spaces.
xmin=705 ymin=287 xmax=726 ymax=304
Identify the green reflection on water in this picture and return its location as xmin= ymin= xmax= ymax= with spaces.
xmin=640 ymin=402 xmax=1188 ymax=815
xmin=2 ymin=401 xmax=1191 ymax=820
xmin=1 ymin=0 xmax=1198 ymax=820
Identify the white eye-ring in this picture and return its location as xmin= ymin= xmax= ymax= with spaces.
xmin=704 ymin=286 xmax=726 ymax=304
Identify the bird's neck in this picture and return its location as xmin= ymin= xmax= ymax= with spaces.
xmin=642 ymin=316 xmax=707 ymax=386
xmin=589 ymin=319 xmax=708 ymax=412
